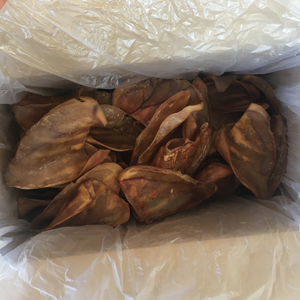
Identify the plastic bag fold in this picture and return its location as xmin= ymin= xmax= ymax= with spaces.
xmin=1 ymin=0 xmax=300 ymax=93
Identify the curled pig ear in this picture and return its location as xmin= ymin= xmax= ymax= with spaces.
xmin=216 ymin=103 xmax=286 ymax=199
xmin=30 ymin=163 xmax=123 ymax=230
xmin=43 ymin=180 xmax=130 ymax=231
xmin=131 ymin=90 xmax=191 ymax=165
xmin=137 ymin=103 xmax=204 ymax=165
xmin=119 ymin=165 xmax=216 ymax=224
xmin=113 ymin=78 xmax=209 ymax=126
xmin=152 ymin=123 xmax=211 ymax=176
xmin=112 ymin=78 xmax=182 ymax=125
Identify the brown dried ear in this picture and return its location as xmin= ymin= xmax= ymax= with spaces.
xmin=89 ymin=105 xmax=141 ymax=151
xmin=5 ymin=98 xmax=107 ymax=189
xmin=113 ymin=78 xmax=209 ymax=126
xmin=137 ymin=103 xmax=204 ymax=165
xmin=216 ymin=103 xmax=285 ymax=199
xmin=30 ymin=162 xmax=123 ymax=230
xmin=119 ymin=165 xmax=216 ymax=224
xmin=240 ymin=75 xmax=280 ymax=115
xmin=195 ymin=163 xmax=240 ymax=201
xmin=42 ymin=179 xmax=130 ymax=231
xmin=11 ymin=89 xmax=84 ymax=131
xmin=152 ymin=123 xmax=211 ymax=176
xmin=203 ymin=75 xmax=261 ymax=113
xmin=131 ymin=90 xmax=191 ymax=165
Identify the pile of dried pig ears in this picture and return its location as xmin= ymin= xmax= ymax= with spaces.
xmin=5 ymin=76 xmax=287 ymax=232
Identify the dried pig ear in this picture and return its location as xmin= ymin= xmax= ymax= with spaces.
xmin=113 ymin=78 xmax=209 ymax=126
xmin=131 ymin=90 xmax=191 ymax=165
xmin=77 ymin=149 xmax=111 ymax=177
xmin=11 ymin=89 xmax=84 ymax=131
xmin=137 ymin=103 xmax=204 ymax=165
xmin=89 ymin=105 xmax=141 ymax=151
xmin=216 ymin=103 xmax=286 ymax=199
xmin=5 ymin=98 xmax=108 ymax=189
xmin=203 ymin=75 xmax=261 ymax=113
xmin=112 ymin=78 xmax=174 ymax=125
xmin=151 ymin=122 xmax=211 ymax=176
xmin=119 ymin=165 xmax=216 ymax=224
xmin=30 ymin=162 xmax=123 ymax=230
xmin=239 ymin=75 xmax=280 ymax=115
xmin=44 ymin=179 xmax=130 ymax=231
xmin=195 ymin=163 xmax=240 ymax=201
xmin=78 ymin=96 xmax=108 ymax=126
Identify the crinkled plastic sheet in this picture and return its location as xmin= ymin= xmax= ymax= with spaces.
xmin=1 ymin=0 xmax=300 ymax=92
xmin=1 ymin=1 xmax=300 ymax=299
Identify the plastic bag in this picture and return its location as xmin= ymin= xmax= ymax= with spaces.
xmin=1 ymin=1 xmax=300 ymax=299
xmin=1 ymin=0 xmax=300 ymax=92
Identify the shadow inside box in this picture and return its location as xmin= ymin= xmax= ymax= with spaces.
xmin=8 ymin=191 xmax=299 ymax=261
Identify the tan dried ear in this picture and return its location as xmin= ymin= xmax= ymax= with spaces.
xmin=119 ymin=165 xmax=216 ymax=224
xmin=45 ymin=180 xmax=98 ymax=229
xmin=12 ymin=89 xmax=84 ymax=131
xmin=30 ymin=163 xmax=123 ymax=230
xmin=151 ymin=122 xmax=211 ymax=176
xmin=216 ymin=103 xmax=286 ymax=199
xmin=45 ymin=179 xmax=130 ymax=231
xmin=78 ymin=149 xmax=110 ymax=177
xmin=5 ymin=98 xmax=107 ymax=189
xmin=89 ymin=105 xmax=141 ymax=151
xmin=113 ymin=78 xmax=209 ymax=126
xmin=79 ymin=96 xmax=108 ymax=126
xmin=137 ymin=103 xmax=204 ymax=165
xmin=131 ymin=90 xmax=191 ymax=165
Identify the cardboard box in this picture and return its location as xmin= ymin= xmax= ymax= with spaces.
xmin=1 ymin=1 xmax=300 ymax=299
